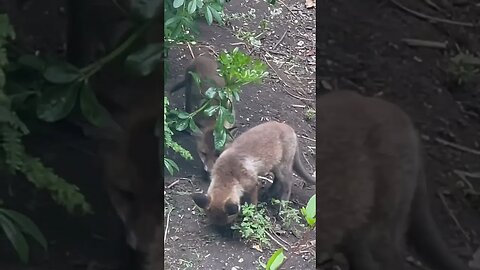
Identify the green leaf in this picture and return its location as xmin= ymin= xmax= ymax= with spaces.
xmin=214 ymin=127 xmax=227 ymax=150
xmin=164 ymin=158 xmax=179 ymax=175
xmin=266 ymin=248 xmax=286 ymax=270
xmin=125 ymin=43 xmax=163 ymax=77
xmin=36 ymin=83 xmax=80 ymax=122
xmin=131 ymin=0 xmax=162 ymax=19
xmin=208 ymin=6 xmax=223 ymax=25
xmin=204 ymin=87 xmax=217 ymax=99
xmin=189 ymin=118 xmax=201 ymax=134
xmin=173 ymin=0 xmax=185 ymax=8
xmin=204 ymin=105 xmax=219 ymax=116
xmin=0 ymin=209 xmax=47 ymax=250
xmin=43 ymin=63 xmax=81 ymax=84
xmin=177 ymin=111 xmax=190 ymax=119
xmin=17 ymin=55 xmax=46 ymax=71
xmin=305 ymin=194 xmax=316 ymax=219
xmin=175 ymin=119 xmax=189 ymax=131
xmin=205 ymin=7 xmax=213 ymax=25
xmin=188 ymin=0 xmax=198 ymax=14
xmin=0 ymin=214 xmax=29 ymax=263
xmin=79 ymin=83 xmax=115 ymax=128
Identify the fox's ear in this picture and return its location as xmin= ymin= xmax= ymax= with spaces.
xmin=225 ymin=200 xmax=240 ymax=216
xmin=192 ymin=193 xmax=210 ymax=209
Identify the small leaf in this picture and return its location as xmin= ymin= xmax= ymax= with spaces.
xmin=188 ymin=0 xmax=197 ymax=14
xmin=175 ymin=119 xmax=189 ymax=131
xmin=209 ymin=6 xmax=223 ymax=25
xmin=43 ymin=63 xmax=81 ymax=84
xmin=0 ymin=209 xmax=47 ymax=250
xmin=36 ymin=83 xmax=80 ymax=122
xmin=214 ymin=127 xmax=227 ymax=150
xmin=205 ymin=7 xmax=213 ymax=25
xmin=204 ymin=87 xmax=217 ymax=99
xmin=17 ymin=55 xmax=46 ymax=71
xmin=204 ymin=105 xmax=219 ymax=116
xmin=305 ymin=194 xmax=316 ymax=219
xmin=0 ymin=214 xmax=29 ymax=263
xmin=79 ymin=83 xmax=115 ymax=128
xmin=266 ymin=248 xmax=286 ymax=270
xmin=173 ymin=0 xmax=185 ymax=8
xmin=177 ymin=112 xmax=190 ymax=119
xmin=131 ymin=0 xmax=162 ymax=19
xmin=164 ymin=158 xmax=179 ymax=175
xmin=125 ymin=43 xmax=163 ymax=77
xmin=189 ymin=118 xmax=201 ymax=134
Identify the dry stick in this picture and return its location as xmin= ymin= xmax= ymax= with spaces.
xmin=300 ymin=135 xmax=316 ymax=142
xmin=401 ymin=38 xmax=447 ymax=49
xmin=167 ymin=179 xmax=180 ymax=189
xmin=272 ymin=230 xmax=292 ymax=247
xmin=186 ymin=42 xmax=195 ymax=59
xmin=273 ymin=30 xmax=288 ymax=50
xmin=164 ymin=206 xmax=174 ymax=244
xmin=389 ymin=0 xmax=477 ymax=27
xmin=435 ymin=138 xmax=480 ymax=156
xmin=278 ymin=0 xmax=296 ymax=16
xmin=266 ymin=231 xmax=289 ymax=251
xmin=258 ymin=175 xmax=274 ymax=183
xmin=437 ymin=191 xmax=471 ymax=246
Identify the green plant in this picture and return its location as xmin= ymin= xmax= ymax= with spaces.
xmin=260 ymin=248 xmax=286 ymax=270
xmin=0 ymin=207 xmax=47 ymax=263
xmin=304 ymin=108 xmax=315 ymax=120
xmin=448 ymin=52 xmax=480 ymax=86
xmin=301 ymin=194 xmax=316 ymax=229
xmin=271 ymin=199 xmax=302 ymax=230
xmin=232 ymin=202 xmax=273 ymax=247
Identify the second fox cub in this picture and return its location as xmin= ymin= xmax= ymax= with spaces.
xmin=192 ymin=121 xmax=315 ymax=226
xmin=170 ymin=55 xmax=236 ymax=173
xmin=316 ymin=90 xmax=470 ymax=270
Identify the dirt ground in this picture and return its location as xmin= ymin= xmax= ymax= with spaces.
xmin=164 ymin=0 xmax=316 ymax=269
xmin=320 ymin=0 xmax=480 ymax=269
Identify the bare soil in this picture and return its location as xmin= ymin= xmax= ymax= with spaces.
xmin=320 ymin=0 xmax=480 ymax=269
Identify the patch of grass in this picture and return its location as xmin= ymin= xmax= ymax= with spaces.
xmin=232 ymin=202 xmax=272 ymax=247
xmin=271 ymin=199 xmax=302 ymax=230
xmin=304 ymin=108 xmax=316 ymax=120
xmin=448 ymin=52 xmax=480 ymax=86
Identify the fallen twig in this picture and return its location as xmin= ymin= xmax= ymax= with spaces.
xmin=167 ymin=179 xmax=180 ymax=189
xmin=389 ymin=0 xmax=477 ymax=27
xmin=273 ymin=30 xmax=288 ymax=50
xmin=435 ymin=138 xmax=480 ymax=156
xmin=164 ymin=205 xmax=174 ymax=244
xmin=300 ymin=135 xmax=316 ymax=142
xmin=266 ymin=231 xmax=289 ymax=251
xmin=437 ymin=191 xmax=471 ymax=245
xmin=258 ymin=175 xmax=273 ymax=183
xmin=401 ymin=38 xmax=447 ymax=49
xmin=186 ymin=42 xmax=195 ymax=59
xmin=291 ymin=104 xmax=307 ymax=108
xmin=284 ymin=89 xmax=314 ymax=101
xmin=278 ymin=0 xmax=296 ymax=16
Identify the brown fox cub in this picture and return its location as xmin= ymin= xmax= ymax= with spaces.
xmin=315 ymin=90 xmax=470 ymax=270
xmin=170 ymin=55 xmax=236 ymax=173
xmin=169 ymin=55 xmax=226 ymax=113
xmin=191 ymin=121 xmax=315 ymax=226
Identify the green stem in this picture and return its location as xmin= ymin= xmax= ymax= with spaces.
xmin=80 ymin=21 xmax=152 ymax=79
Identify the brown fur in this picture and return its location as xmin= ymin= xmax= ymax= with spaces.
xmin=316 ymin=90 xmax=469 ymax=270
xmin=192 ymin=121 xmax=315 ymax=226
xmin=169 ymin=55 xmax=225 ymax=113
xmin=170 ymin=55 xmax=236 ymax=173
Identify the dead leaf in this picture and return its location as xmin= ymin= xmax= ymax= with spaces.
xmin=305 ymin=0 xmax=315 ymax=9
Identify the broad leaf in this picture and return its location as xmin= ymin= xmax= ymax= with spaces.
xmin=36 ymin=83 xmax=80 ymax=122
xmin=0 ymin=209 xmax=47 ymax=250
xmin=0 ymin=214 xmax=29 ymax=263
xmin=173 ymin=0 xmax=185 ymax=8
xmin=17 ymin=55 xmax=46 ymax=71
xmin=79 ymin=83 xmax=114 ymax=128
xmin=43 ymin=63 xmax=81 ymax=84
xmin=125 ymin=43 xmax=163 ymax=77
xmin=266 ymin=248 xmax=286 ymax=270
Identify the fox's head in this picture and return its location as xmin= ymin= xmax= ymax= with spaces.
xmin=191 ymin=193 xmax=240 ymax=226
